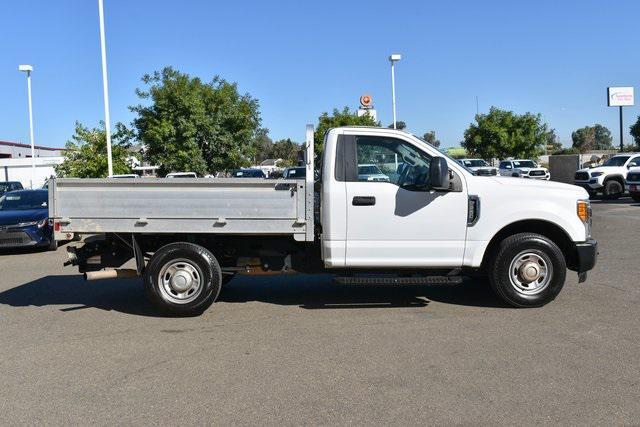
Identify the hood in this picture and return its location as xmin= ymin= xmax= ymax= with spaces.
xmin=489 ymin=176 xmax=585 ymax=194
xmin=0 ymin=209 xmax=48 ymax=226
xmin=577 ymin=165 xmax=622 ymax=174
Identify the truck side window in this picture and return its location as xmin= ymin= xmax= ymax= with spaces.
xmin=628 ymin=157 xmax=640 ymax=168
xmin=500 ymin=161 xmax=512 ymax=169
xmin=354 ymin=136 xmax=432 ymax=189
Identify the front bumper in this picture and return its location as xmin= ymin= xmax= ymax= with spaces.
xmin=629 ymin=183 xmax=640 ymax=193
xmin=573 ymin=239 xmax=598 ymax=282
xmin=521 ymin=173 xmax=550 ymax=180
xmin=0 ymin=225 xmax=52 ymax=249
xmin=575 ymin=181 xmax=603 ymax=192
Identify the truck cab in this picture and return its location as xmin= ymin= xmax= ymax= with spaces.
xmin=321 ymin=128 xmax=593 ymax=273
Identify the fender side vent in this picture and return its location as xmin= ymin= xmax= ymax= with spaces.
xmin=468 ymin=195 xmax=480 ymax=226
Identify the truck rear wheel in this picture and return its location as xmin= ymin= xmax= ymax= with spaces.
xmin=488 ymin=233 xmax=566 ymax=307
xmin=144 ymin=242 xmax=222 ymax=315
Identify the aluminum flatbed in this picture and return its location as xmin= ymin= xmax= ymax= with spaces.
xmin=49 ymin=126 xmax=315 ymax=242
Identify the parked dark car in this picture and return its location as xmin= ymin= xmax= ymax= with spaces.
xmin=283 ymin=167 xmax=306 ymax=179
xmin=230 ymin=169 xmax=266 ymax=178
xmin=0 ymin=181 xmax=23 ymax=196
xmin=0 ymin=189 xmax=56 ymax=250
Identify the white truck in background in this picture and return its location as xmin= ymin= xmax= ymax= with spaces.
xmin=49 ymin=126 xmax=597 ymax=315
xmin=456 ymin=158 xmax=498 ymax=176
xmin=574 ymin=153 xmax=640 ymax=199
xmin=626 ymin=167 xmax=640 ymax=202
xmin=498 ymin=159 xmax=550 ymax=180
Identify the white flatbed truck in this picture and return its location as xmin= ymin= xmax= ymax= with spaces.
xmin=50 ymin=126 xmax=597 ymax=314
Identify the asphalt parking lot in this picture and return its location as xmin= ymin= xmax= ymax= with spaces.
xmin=0 ymin=199 xmax=638 ymax=425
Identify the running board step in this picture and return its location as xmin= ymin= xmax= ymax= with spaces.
xmin=334 ymin=276 xmax=463 ymax=285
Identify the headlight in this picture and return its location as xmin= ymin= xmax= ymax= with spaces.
xmin=591 ymin=172 xmax=604 ymax=177
xmin=577 ymin=200 xmax=592 ymax=238
xmin=37 ymin=218 xmax=48 ymax=228
xmin=14 ymin=221 xmax=38 ymax=228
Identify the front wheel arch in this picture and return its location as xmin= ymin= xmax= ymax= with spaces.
xmin=481 ymin=219 xmax=577 ymax=272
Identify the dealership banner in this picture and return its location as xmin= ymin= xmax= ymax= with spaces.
xmin=607 ymin=87 xmax=634 ymax=107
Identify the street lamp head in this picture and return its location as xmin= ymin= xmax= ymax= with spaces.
xmin=18 ymin=64 xmax=33 ymax=73
xmin=389 ymin=54 xmax=402 ymax=62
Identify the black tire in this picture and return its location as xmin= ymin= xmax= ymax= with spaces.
xmin=48 ymin=238 xmax=58 ymax=251
xmin=488 ymin=233 xmax=567 ymax=308
xmin=631 ymin=192 xmax=640 ymax=202
xmin=603 ymin=179 xmax=623 ymax=199
xmin=144 ymin=242 xmax=222 ymax=315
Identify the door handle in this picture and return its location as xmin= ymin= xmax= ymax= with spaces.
xmin=352 ymin=196 xmax=376 ymax=206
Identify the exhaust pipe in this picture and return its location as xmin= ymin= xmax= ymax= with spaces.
xmin=85 ymin=269 xmax=139 ymax=281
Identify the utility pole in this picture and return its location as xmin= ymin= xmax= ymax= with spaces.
xmin=18 ymin=64 xmax=36 ymax=188
xmin=389 ymin=54 xmax=401 ymax=129
xmin=98 ymin=0 xmax=113 ymax=177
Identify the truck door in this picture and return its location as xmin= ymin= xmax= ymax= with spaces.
xmin=341 ymin=133 xmax=468 ymax=267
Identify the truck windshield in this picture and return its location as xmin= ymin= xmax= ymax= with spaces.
xmin=0 ymin=183 xmax=17 ymax=194
xmin=463 ymin=159 xmax=489 ymax=167
xmin=602 ymin=156 xmax=630 ymax=167
xmin=0 ymin=192 xmax=48 ymax=211
xmin=513 ymin=160 xmax=536 ymax=168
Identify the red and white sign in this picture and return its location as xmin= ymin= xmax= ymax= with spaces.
xmin=607 ymin=87 xmax=634 ymax=107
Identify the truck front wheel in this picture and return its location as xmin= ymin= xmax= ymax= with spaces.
xmin=603 ymin=179 xmax=623 ymax=199
xmin=488 ymin=233 xmax=566 ymax=307
xmin=144 ymin=242 xmax=222 ymax=315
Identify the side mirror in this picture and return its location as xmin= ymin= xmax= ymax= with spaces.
xmin=429 ymin=156 xmax=450 ymax=190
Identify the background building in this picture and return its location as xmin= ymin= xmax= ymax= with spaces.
xmin=0 ymin=140 xmax=64 ymax=158
xmin=0 ymin=140 xmax=65 ymax=187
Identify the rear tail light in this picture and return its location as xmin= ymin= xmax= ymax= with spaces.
xmin=54 ymin=221 xmax=61 ymax=232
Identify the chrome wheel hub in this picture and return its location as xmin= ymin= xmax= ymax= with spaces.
xmin=158 ymin=259 xmax=202 ymax=304
xmin=508 ymin=251 xmax=552 ymax=296
xmin=519 ymin=261 xmax=541 ymax=283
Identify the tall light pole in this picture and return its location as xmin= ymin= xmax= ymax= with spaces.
xmin=389 ymin=54 xmax=401 ymax=129
xmin=98 ymin=0 xmax=113 ymax=177
xmin=18 ymin=64 xmax=36 ymax=188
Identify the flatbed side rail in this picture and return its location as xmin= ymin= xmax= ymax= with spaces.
xmin=50 ymin=124 xmax=316 ymax=242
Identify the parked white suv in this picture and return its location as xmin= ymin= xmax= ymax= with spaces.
xmin=457 ymin=158 xmax=498 ymax=176
xmin=625 ymin=166 xmax=640 ymax=202
xmin=574 ymin=153 xmax=640 ymax=199
xmin=498 ymin=159 xmax=550 ymax=180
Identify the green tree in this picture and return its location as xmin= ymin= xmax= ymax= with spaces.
xmin=545 ymin=128 xmax=563 ymax=153
xmin=269 ymin=138 xmax=301 ymax=167
xmin=422 ymin=131 xmax=441 ymax=148
xmin=462 ymin=107 xmax=548 ymax=159
xmin=252 ymin=127 xmax=273 ymax=164
xmin=56 ymin=121 xmax=133 ymax=178
xmin=131 ymin=67 xmax=262 ymax=176
xmin=571 ymin=124 xmax=614 ymax=153
xmin=314 ymin=107 xmax=379 ymax=159
xmin=629 ymin=116 xmax=640 ymax=150
xmin=387 ymin=121 xmax=407 ymax=130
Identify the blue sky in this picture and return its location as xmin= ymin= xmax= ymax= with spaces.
xmin=1 ymin=0 xmax=639 ymax=149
